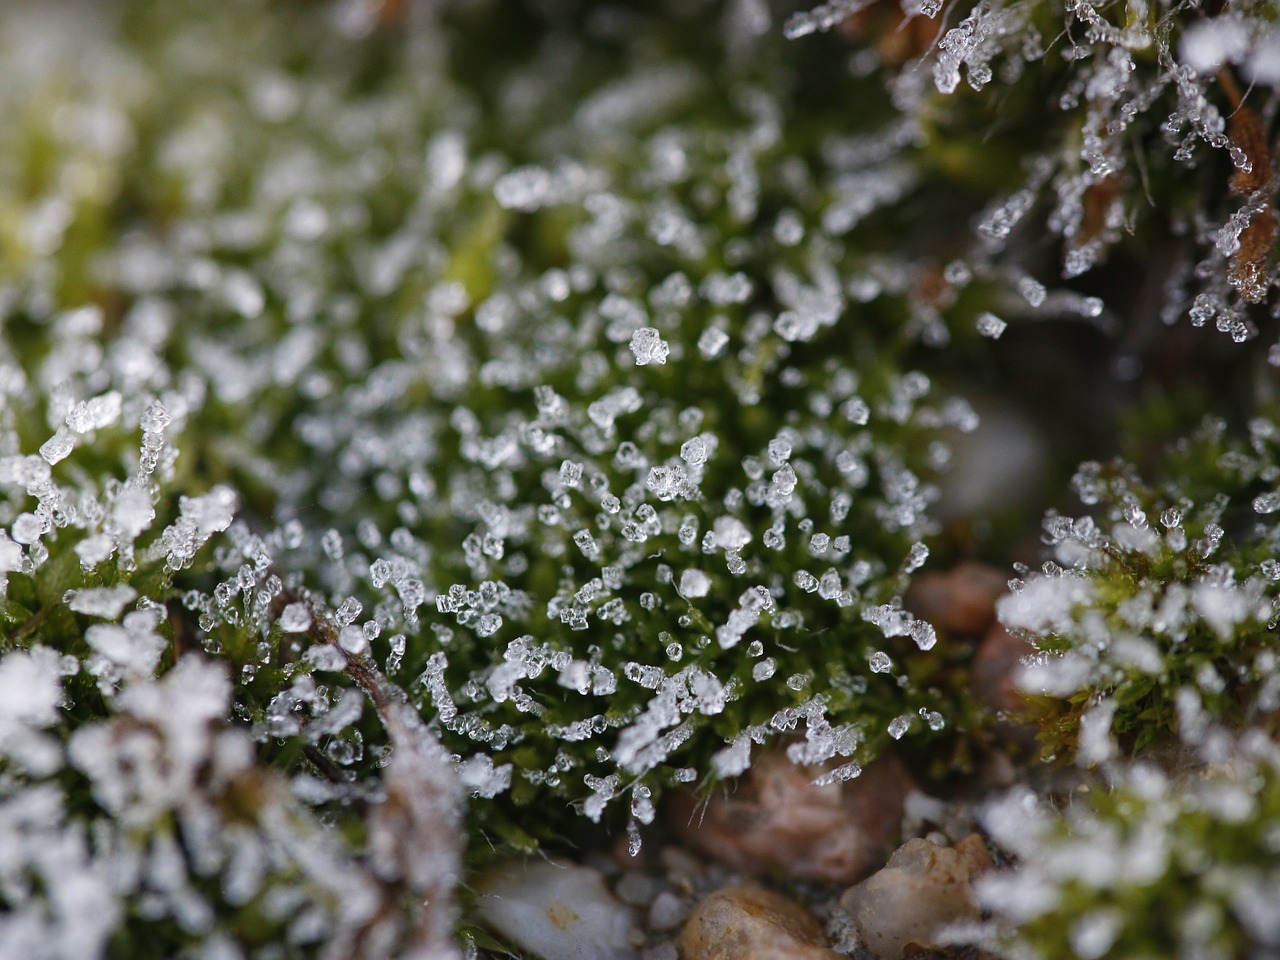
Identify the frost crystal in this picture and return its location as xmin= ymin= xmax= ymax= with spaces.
xmin=85 ymin=610 xmax=166 ymax=677
xmin=976 ymin=312 xmax=1007 ymax=339
xmin=65 ymin=585 xmax=137 ymax=620
xmin=279 ymin=603 xmax=312 ymax=633
xmin=679 ymin=569 xmax=711 ymax=598
xmin=39 ymin=431 xmax=75 ymax=465
xmin=629 ymin=327 xmax=670 ymax=366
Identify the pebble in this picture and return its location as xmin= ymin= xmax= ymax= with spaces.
xmin=904 ymin=563 xmax=1007 ymax=636
xmin=677 ymin=887 xmax=843 ymax=960
xmin=617 ymin=871 xmax=657 ymax=907
xmin=838 ymin=834 xmax=992 ymax=960
xmin=475 ymin=858 xmax=639 ymax=960
xmin=649 ymin=891 xmax=689 ymax=932
xmin=971 ymin=623 xmax=1038 ymax=717
xmin=668 ymin=749 xmax=915 ymax=883
xmin=659 ymin=847 xmax=707 ymax=894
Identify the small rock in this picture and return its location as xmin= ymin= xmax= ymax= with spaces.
xmin=649 ymin=890 xmax=689 ymax=932
xmin=677 ymin=887 xmax=843 ymax=960
xmin=475 ymin=858 xmax=638 ymax=960
xmin=659 ymin=846 xmax=707 ymax=896
xmin=971 ymin=623 xmax=1037 ymax=717
xmin=904 ymin=563 xmax=1007 ymax=636
xmin=839 ymin=834 xmax=992 ymax=960
xmin=668 ymin=749 xmax=914 ymax=884
xmin=617 ymin=871 xmax=657 ymax=907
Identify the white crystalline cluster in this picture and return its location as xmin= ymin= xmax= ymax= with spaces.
xmin=977 ymin=738 xmax=1280 ymax=959
xmin=1000 ymin=420 xmax=1280 ymax=770
xmin=789 ymin=0 xmax=1280 ymax=329
xmin=0 ymin=0 xmax=1058 ymax=949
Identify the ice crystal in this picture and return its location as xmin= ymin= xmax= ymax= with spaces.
xmin=15 ymin=0 xmax=1279 ymax=954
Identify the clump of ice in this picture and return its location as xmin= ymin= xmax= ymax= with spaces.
xmin=977 ymin=312 xmax=1007 ymax=339
xmin=629 ymin=327 xmax=670 ymax=366
xmin=65 ymin=585 xmax=137 ymax=620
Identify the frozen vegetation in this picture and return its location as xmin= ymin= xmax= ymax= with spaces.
xmin=1 ymin=0 xmax=1280 ymax=957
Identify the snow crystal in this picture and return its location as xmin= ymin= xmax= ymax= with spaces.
xmin=1077 ymin=700 xmax=1117 ymax=765
xmin=910 ymin=619 xmax=937 ymax=651
xmin=86 ymin=609 xmax=166 ymax=677
xmin=679 ymin=569 xmax=711 ymax=598
xmin=0 ymin=647 xmax=64 ymax=775
xmin=75 ymin=533 xmax=115 ymax=566
xmin=65 ymin=391 xmax=122 ymax=433
xmin=39 ymin=430 xmax=75 ymax=465
xmin=697 ymin=325 xmax=730 ymax=359
xmin=1179 ymin=16 xmax=1252 ymax=76
xmin=887 ymin=714 xmax=912 ymax=740
xmin=277 ymin=604 xmax=309 ymax=634
xmin=1190 ymin=581 xmax=1256 ymax=641
xmin=559 ymin=460 xmax=583 ymax=488
xmin=767 ymin=438 xmax=792 ymax=464
xmin=457 ymin=754 xmax=512 ymax=799
xmin=335 ymin=597 xmax=363 ymax=626
xmin=998 ymin=575 xmax=1094 ymax=635
xmin=0 ymin=533 xmax=22 ymax=573
xmin=629 ymin=327 xmax=670 ymax=366
xmin=711 ymin=516 xmax=752 ymax=550
xmin=812 ymin=761 xmax=862 ymax=786
xmin=977 ymin=312 xmax=1007 ymax=339
xmin=1065 ymin=909 xmax=1124 ymax=960
xmin=783 ymin=1 xmax=861 ymax=39
xmin=66 ymin=585 xmax=138 ymax=619
xmin=711 ymin=735 xmax=752 ymax=778
xmin=11 ymin=513 xmax=44 ymax=544
xmin=920 ymin=709 xmax=945 ymax=731
xmin=111 ymin=487 xmax=155 ymax=541
xmin=304 ymin=644 xmax=347 ymax=672
xmin=680 ymin=436 xmax=709 ymax=465
xmin=868 ymin=651 xmax=893 ymax=674
xmin=180 ymin=487 xmax=237 ymax=536
xmin=1017 ymin=650 xmax=1095 ymax=697
xmin=1018 ymin=277 xmax=1047 ymax=307
xmin=0 ymin=649 xmax=62 ymax=730
xmin=1247 ymin=28 xmax=1280 ymax=86
xmin=140 ymin=400 xmax=172 ymax=434
xmin=338 ymin=626 xmax=369 ymax=655
xmin=1253 ymin=493 xmax=1280 ymax=515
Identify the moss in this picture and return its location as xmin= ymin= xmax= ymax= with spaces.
xmin=3 ymin=0 xmax=1280 ymax=956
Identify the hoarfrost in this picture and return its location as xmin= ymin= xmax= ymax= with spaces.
xmin=457 ymin=754 xmax=512 ymax=799
xmin=65 ymin=585 xmax=137 ymax=620
xmin=976 ymin=312 xmax=1007 ymax=339
xmin=279 ymin=603 xmax=312 ymax=632
xmin=711 ymin=734 xmax=753 ymax=778
xmin=679 ymin=569 xmax=711 ymax=598
xmin=85 ymin=609 xmax=166 ymax=678
xmin=629 ymin=327 xmax=670 ymax=366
